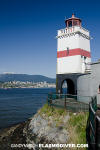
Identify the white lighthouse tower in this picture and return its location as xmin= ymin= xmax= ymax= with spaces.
xmin=56 ymin=14 xmax=91 ymax=94
xmin=56 ymin=14 xmax=91 ymax=74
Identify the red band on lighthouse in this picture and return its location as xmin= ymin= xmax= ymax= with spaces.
xmin=57 ymin=48 xmax=91 ymax=58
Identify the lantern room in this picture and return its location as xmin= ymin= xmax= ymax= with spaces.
xmin=65 ymin=14 xmax=82 ymax=27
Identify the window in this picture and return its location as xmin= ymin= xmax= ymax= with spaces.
xmin=68 ymin=21 xmax=72 ymax=27
xmin=73 ymin=20 xmax=78 ymax=26
xmin=67 ymin=47 xmax=69 ymax=55
xmin=98 ymin=85 xmax=100 ymax=94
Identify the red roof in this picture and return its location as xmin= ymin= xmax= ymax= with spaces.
xmin=65 ymin=14 xmax=81 ymax=22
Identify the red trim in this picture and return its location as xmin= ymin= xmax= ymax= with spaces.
xmin=57 ymin=48 xmax=91 ymax=58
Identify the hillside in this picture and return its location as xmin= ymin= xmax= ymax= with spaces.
xmin=0 ymin=74 xmax=56 ymax=83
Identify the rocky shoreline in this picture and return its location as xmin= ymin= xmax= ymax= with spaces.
xmin=0 ymin=113 xmax=69 ymax=150
xmin=0 ymin=119 xmax=31 ymax=150
xmin=0 ymin=104 xmax=88 ymax=150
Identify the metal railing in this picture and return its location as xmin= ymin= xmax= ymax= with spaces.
xmin=86 ymin=96 xmax=100 ymax=150
xmin=47 ymin=93 xmax=89 ymax=112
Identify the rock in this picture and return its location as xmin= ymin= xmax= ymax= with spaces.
xmin=63 ymin=115 xmax=70 ymax=123
xmin=25 ymin=113 xmax=69 ymax=149
xmin=0 ymin=111 xmax=70 ymax=150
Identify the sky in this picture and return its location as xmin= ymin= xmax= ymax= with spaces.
xmin=0 ymin=0 xmax=100 ymax=78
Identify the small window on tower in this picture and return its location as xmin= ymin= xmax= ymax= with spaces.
xmin=98 ymin=85 xmax=100 ymax=94
xmin=68 ymin=21 xmax=72 ymax=27
xmin=67 ymin=47 xmax=69 ymax=55
xmin=73 ymin=20 xmax=78 ymax=26
xmin=84 ymin=56 xmax=86 ymax=60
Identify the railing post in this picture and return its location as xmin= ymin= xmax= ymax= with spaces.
xmin=64 ymin=94 xmax=66 ymax=109
xmin=48 ymin=93 xmax=52 ymax=106
xmin=50 ymin=94 xmax=52 ymax=105
xmin=50 ymin=98 xmax=52 ymax=105
xmin=95 ymin=116 xmax=97 ymax=150
xmin=95 ymin=115 xmax=100 ymax=150
xmin=97 ymin=117 xmax=100 ymax=150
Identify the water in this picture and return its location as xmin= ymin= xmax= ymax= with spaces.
xmin=0 ymin=88 xmax=56 ymax=130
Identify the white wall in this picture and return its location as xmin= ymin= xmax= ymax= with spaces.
xmin=57 ymin=26 xmax=91 ymax=74
xmin=57 ymin=55 xmax=82 ymax=74
xmin=79 ymin=35 xmax=90 ymax=51
xmin=57 ymin=34 xmax=79 ymax=51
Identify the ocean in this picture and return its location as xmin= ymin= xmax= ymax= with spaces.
xmin=0 ymin=88 xmax=56 ymax=130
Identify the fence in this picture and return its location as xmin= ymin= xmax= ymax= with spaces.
xmin=86 ymin=96 xmax=100 ymax=150
xmin=48 ymin=93 xmax=89 ymax=112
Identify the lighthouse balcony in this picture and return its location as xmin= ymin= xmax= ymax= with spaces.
xmin=57 ymin=26 xmax=89 ymax=38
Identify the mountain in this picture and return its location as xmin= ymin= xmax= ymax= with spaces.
xmin=0 ymin=74 xmax=56 ymax=83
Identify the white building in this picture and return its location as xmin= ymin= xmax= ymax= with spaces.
xmin=56 ymin=14 xmax=91 ymax=74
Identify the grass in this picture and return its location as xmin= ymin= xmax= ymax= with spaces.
xmin=68 ymin=112 xmax=88 ymax=144
xmin=38 ymin=103 xmax=89 ymax=149
xmin=39 ymin=103 xmax=66 ymax=117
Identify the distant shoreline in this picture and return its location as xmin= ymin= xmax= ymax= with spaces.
xmin=0 ymin=87 xmax=56 ymax=90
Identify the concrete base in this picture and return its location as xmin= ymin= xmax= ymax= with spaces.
xmin=56 ymin=73 xmax=82 ymax=94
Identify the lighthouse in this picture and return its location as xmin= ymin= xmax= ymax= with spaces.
xmin=56 ymin=14 xmax=91 ymax=94
xmin=57 ymin=14 xmax=91 ymax=74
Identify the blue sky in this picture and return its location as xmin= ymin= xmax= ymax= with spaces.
xmin=0 ymin=0 xmax=100 ymax=78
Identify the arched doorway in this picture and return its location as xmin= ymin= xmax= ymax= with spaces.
xmin=61 ymin=79 xmax=75 ymax=95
